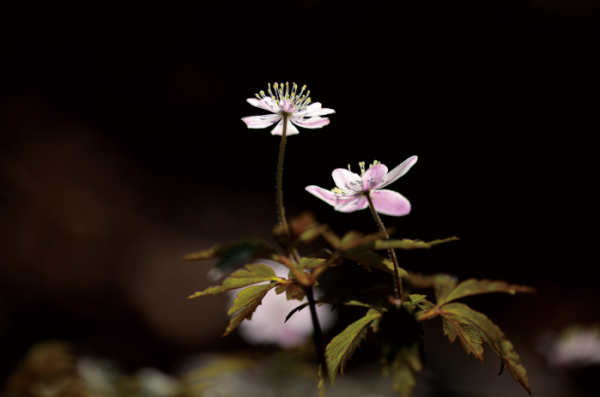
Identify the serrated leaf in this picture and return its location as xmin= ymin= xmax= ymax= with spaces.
xmin=441 ymin=313 xmax=485 ymax=361
xmin=438 ymin=303 xmax=532 ymax=395
xmin=437 ymin=278 xmax=536 ymax=306
xmin=323 ymin=229 xmax=391 ymax=251
xmin=374 ymin=236 xmax=459 ymax=251
xmin=382 ymin=345 xmax=423 ymax=397
xmin=188 ymin=263 xmax=284 ymax=299
xmin=300 ymin=257 xmax=327 ymax=270
xmin=183 ymin=239 xmax=280 ymax=281
xmin=325 ymin=308 xmax=383 ymax=384
xmin=223 ymin=283 xmax=277 ymax=336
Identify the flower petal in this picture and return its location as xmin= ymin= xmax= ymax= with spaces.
xmin=332 ymin=168 xmax=364 ymax=192
xmin=369 ymin=190 xmax=411 ymax=216
xmin=378 ymin=156 xmax=418 ymax=188
xmin=247 ymin=97 xmax=279 ymax=113
xmin=241 ymin=114 xmax=281 ymax=129
xmin=290 ymin=116 xmax=330 ymax=129
xmin=271 ymin=118 xmax=300 ymax=136
xmin=295 ymin=103 xmax=336 ymax=117
xmin=336 ymin=196 xmax=368 ymax=213
xmin=305 ymin=186 xmax=359 ymax=206
xmin=362 ymin=164 xmax=388 ymax=190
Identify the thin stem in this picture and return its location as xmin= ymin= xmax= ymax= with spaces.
xmin=276 ymin=114 xmax=290 ymax=236
xmin=305 ymin=287 xmax=328 ymax=380
xmin=365 ymin=192 xmax=403 ymax=301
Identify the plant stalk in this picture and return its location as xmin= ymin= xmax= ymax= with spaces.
xmin=365 ymin=192 xmax=403 ymax=301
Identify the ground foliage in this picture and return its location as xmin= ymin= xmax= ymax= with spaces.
xmin=184 ymin=210 xmax=534 ymax=396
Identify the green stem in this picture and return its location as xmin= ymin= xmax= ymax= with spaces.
xmin=276 ymin=114 xmax=290 ymax=236
xmin=365 ymin=192 xmax=403 ymax=302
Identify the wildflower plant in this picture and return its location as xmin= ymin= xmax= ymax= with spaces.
xmin=184 ymin=82 xmax=534 ymax=396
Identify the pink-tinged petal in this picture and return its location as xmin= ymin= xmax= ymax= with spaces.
xmin=378 ymin=156 xmax=418 ymax=188
xmin=332 ymin=168 xmax=364 ymax=192
xmin=290 ymin=116 xmax=330 ymax=129
xmin=241 ymin=114 xmax=281 ymax=129
xmin=336 ymin=196 xmax=368 ymax=213
xmin=305 ymin=186 xmax=359 ymax=207
xmin=369 ymin=190 xmax=411 ymax=216
xmin=271 ymin=118 xmax=300 ymax=136
xmin=362 ymin=164 xmax=388 ymax=190
xmin=295 ymin=103 xmax=336 ymax=117
xmin=279 ymin=99 xmax=296 ymax=113
xmin=247 ymin=97 xmax=279 ymax=113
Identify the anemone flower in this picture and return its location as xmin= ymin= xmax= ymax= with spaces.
xmin=241 ymin=82 xmax=335 ymax=135
xmin=305 ymin=156 xmax=418 ymax=216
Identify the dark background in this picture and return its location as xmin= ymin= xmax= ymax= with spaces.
xmin=1 ymin=1 xmax=598 ymax=395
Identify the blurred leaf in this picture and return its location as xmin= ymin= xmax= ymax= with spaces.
xmin=300 ymin=257 xmax=327 ymax=269
xmin=188 ymin=264 xmax=285 ymax=299
xmin=223 ymin=283 xmax=278 ymax=336
xmin=437 ymin=278 xmax=536 ymax=306
xmin=325 ymin=308 xmax=383 ymax=384
xmin=436 ymin=303 xmax=532 ymax=395
xmin=273 ymin=211 xmax=329 ymax=250
xmin=183 ymin=239 xmax=280 ymax=281
xmin=374 ymin=236 xmax=459 ymax=250
xmin=382 ymin=345 xmax=423 ymax=397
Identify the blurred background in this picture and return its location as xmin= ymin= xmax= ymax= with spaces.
xmin=1 ymin=1 xmax=599 ymax=396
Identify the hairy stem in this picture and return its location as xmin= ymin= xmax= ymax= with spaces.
xmin=365 ymin=192 xmax=403 ymax=301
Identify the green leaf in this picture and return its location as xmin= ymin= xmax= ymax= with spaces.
xmin=441 ymin=312 xmax=484 ymax=361
xmin=373 ymin=236 xmax=459 ymax=251
xmin=223 ymin=283 xmax=277 ymax=336
xmin=382 ymin=345 xmax=423 ymax=397
xmin=299 ymin=257 xmax=327 ymax=270
xmin=402 ymin=294 xmax=427 ymax=311
xmin=188 ymin=264 xmax=284 ymax=299
xmin=275 ymin=282 xmax=306 ymax=301
xmin=437 ymin=303 xmax=532 ymax=395
xmin=437 ymin=278 xmax=536 ymax=306
xmin=183 ymin=239 xmax=280 ymax=281
xmin=325 ymin=308 xmax=383 ymax=384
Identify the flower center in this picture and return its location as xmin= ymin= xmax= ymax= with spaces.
xmin=255 ymin=82 xmax=312 ymax=112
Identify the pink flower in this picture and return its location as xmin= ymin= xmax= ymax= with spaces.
xmin=241 ymin=82 xmax=335 ymax=136
xmin=305 ymin=156 xmax=418 ymax=216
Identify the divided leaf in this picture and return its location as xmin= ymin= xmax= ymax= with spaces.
xmin=437 ymin=278 xmax=536 ymax=306
xmin=223 ymin=283 xmax=277 ymax=336
xmin=273 ymin=211 xmax=329 ymax=250
xmin=325 ymin=308 xmax=383 ymax=384
xmin=188 ymin=264 xmax=285 ymax=299
xmin=374 ymin=236 xmax=459 ymax=251
xmin=437 ymin=303 xmax=532 ymax=395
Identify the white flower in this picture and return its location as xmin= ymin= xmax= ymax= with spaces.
xmin=241 ymin=82 xmax=335 ymax=136
xmin=306 ymin=156 xmax=418 ymax=216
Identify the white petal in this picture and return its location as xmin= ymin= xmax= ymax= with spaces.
xmin=378 ymin=156 xmax=418 ymax=189
xmin=369 ymin=190 xmax=411 ymax=216
xmin=295 ymin=103 xmax=336 ymax=117
xmin=290 ymin=116 xmax=330 ymax=129
xmin=305 ymin=186 xmax=359 ymax=206
xmin=362 ymin=164 xmax=388 ymax=190
xmin=241 ymin=114 xmax=281 ymax=129
xmin=332 ymin=168 xmax=364 ymax=192
xmin=335 ymin=196 xmax=368 ymax=213
xmin=247 ymin=97 xmax=279 ymax=113
xmin=271 ymin=118 xmax=300 ymax=136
